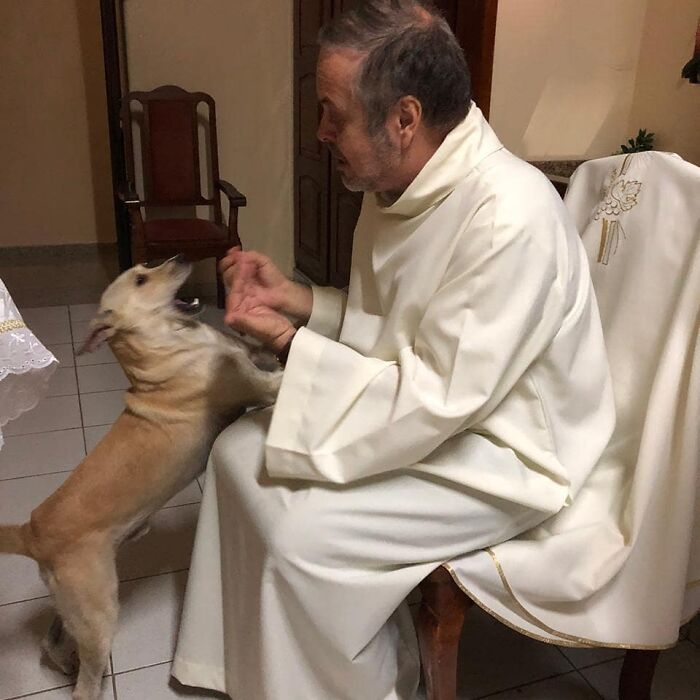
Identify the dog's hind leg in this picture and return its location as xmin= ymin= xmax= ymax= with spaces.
xmin=50 ymin=549 xmax=118 ymax=700
xmin=41 ymin=615 xmax=79 ymax=676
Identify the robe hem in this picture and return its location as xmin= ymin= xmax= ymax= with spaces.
xmin=171 ymin=656 xmax=227 ymax=695
xmin=444 ymin=562 xmax=680 ymax=651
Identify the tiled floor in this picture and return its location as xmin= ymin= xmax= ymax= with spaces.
xmin=1 ymin=303 xmax=698 ymax=699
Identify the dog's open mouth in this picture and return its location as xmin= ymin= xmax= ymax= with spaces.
xmin=173 ymin=297 xmax=202 ymax=315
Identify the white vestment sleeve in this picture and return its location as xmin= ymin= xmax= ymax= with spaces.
xmin=305 ymin=286 xmax=347 ymax=341
xmin=266 ymin=213 xmax=567 ymax=483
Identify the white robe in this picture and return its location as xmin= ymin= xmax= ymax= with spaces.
xmin=173 ymin=105 xmax=644 ymax=698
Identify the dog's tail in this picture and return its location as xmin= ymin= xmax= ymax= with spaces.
xmin=0 ymin=524 xmax=32 ymax=558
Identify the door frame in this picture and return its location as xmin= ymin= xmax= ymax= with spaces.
xmin=99 ymin=0 xmax=131 ymax=271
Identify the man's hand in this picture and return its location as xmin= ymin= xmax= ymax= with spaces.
xmin=219 ymin=247 xmax=309 ymax=352
xmin=219 ymin=247 xmax=312 ymax=321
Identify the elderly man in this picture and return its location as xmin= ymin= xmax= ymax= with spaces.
xmin=172 ymin=2 xmax=614 ymax=698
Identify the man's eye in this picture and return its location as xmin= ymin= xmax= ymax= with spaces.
xmin=136 ymin=275 xmax=147 ymax=286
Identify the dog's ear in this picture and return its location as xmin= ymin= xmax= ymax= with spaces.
xmin=76 ymin=311 xmax=115 ymax=355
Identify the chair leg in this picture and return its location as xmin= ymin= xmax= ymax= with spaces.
xmin=417 ymin=567 xmax=471 ymax=700
xmin=618 ymin=649 xmax=660 ymax=700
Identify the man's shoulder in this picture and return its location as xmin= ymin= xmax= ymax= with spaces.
xmin=473 ymin=149 xmax=558 ymax=208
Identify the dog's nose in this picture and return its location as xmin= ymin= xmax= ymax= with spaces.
xmin=173 ymin=253 xmax=187 ymax=265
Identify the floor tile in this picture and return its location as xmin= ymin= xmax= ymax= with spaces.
xmin=69 ymin=303 xmax=100 ymax=322
xmin=582 ymin=642 xmax=700 ymax=699
xmin=45 ymin=343 xmax=75 ymax=368
xmin=70 ymin=319 xmax=90 ymax=345
xmin=75 ymin=341 xmax=117 ymax=366
xmin=0 ymin=472 xmax=71 ymax=605
xmin=21 ymin=312 xmax=72 ymax=346
xmin=112 ymin=570 xmax=189 ymax=673
xmin=46 ymin=367 xmax=78 ymax=397
xmin=454 ymin=607 xmax=572 ymax=699
xmin=558 ymin=644 xmax=625 ymax=669
xmin=580 ymin=657 xmax=624 ymax=700
xmin=19 ymin=306 xmax=69 ymax=326
xmin=118 ymin=504 xmax=199 ymax=582
xmin=115 ymin=661 xmax=225 ymax=699
xmin=165 ymin=481 xmax=202 ymax=508
xmin=77 ymin=363 xmax=129 ymax=394
xmin=79 ymin=390 xmax=124 ymax=427
xmin=3 ymin=396 xmax=82 ymax=437
xmin=476 ymin=671 xmax=599 ymax=699
xmin=0 ymin=429 xmax=84 ymax=480
xmin=0 ymin=597 xmax=75 ymax=699
xmin=688 ymin=613 xmax=700 ymax=646
xmin=83 ymin=424 xmax=112 ymax=453
xmin=18 ymin=684 xmax=116 ymax=698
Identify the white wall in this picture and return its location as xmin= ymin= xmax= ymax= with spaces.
xmin=628 ymin=0 xmax=700 ymax=165
xmin=489 ymin=0 xmax=650 ymax=161
xmin=124 ymin=0 xmax=294 ymax=273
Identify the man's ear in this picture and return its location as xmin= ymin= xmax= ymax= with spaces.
xmin=76 ymin=311 xmax=115 ymax=355
xmin=396 ymin=95 xmax=422 ymax=145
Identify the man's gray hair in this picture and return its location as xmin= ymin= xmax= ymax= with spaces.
xmin=318 ymin=0 xmax=472 ymax=136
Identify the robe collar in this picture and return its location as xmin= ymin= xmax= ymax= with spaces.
xmin=375 ymin=103 xmax=503 ymax=219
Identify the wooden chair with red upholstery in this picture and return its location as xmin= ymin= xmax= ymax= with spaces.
xmin=119 ymin=84 xmax=246 ymax=307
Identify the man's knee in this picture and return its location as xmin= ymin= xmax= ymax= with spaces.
xmin=267 ymin=503 xmax=332 ymax=578
xmin=209 ymin=410 xmax=270 ymax=494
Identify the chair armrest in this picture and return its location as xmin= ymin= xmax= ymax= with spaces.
xmin=117 ymin=183 xmax=141 ymax=207
xmin=217 ymin=180 xmax=247 ymax=207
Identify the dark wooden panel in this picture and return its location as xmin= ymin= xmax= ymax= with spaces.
xmin=329 ymin=178 xmax=362 ymax=288
xmin=299 ymin=73 xmax=323 ymax=158
xmin=433 ymin=0 xmax=458 ymax=28
xmin=294 ymin=0 xmax=333 ymax=283
xmin=453 ymin=0 xmax=498 ymax=118
xmin=299 ymin=0 xmax=325 ymax=50
xmin=333 ymin=0 xmax=364 ymax=13
xmin=298 ymin=176 xmax=323 ymax=256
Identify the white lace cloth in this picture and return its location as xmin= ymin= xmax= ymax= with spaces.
xmin=0 ymin=279 xmax=57 ymax=449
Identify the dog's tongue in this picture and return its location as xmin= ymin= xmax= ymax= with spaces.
xmin=174 ymin=297 xmax=201 ymax=315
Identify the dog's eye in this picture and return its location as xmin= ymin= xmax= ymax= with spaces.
xmin=135 ymin=274 xmax=148 ymax=286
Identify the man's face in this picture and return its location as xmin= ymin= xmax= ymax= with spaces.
xmin=316 ymin=48 xmax=401 ymax=193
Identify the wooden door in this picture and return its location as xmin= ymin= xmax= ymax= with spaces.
xmin=294 ymin=0 xmax=333 ymax=283
xmin=439 ymin=0 xmax=499 ymax=118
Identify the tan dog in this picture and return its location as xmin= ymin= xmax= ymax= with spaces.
xmin=0 ymin=256 xmax=281 ymax=700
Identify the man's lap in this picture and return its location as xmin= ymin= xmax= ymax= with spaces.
xmin=207 ymin=407 xmax=546 ymax=571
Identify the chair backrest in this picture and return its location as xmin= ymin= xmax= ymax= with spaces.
xmin=121 ymin=85 xmax=223 ymax=222
xmin=565 ymin=152 xmax=700 ymax=618
xmin=566 ymin=152 xmax=699 ymax=447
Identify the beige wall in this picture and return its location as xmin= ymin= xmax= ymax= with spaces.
xmin=628 ymin=0 xmax=700 ymax=165
xmin=489 ymin=0 xmax=700 ymax=165
xmin=124 ymin=0 xmax=294 ymax=274
xmin=0 ymin=1 xmax=115 ymax=247
xmin=489 ymin=0 xmax=650 ymax=160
